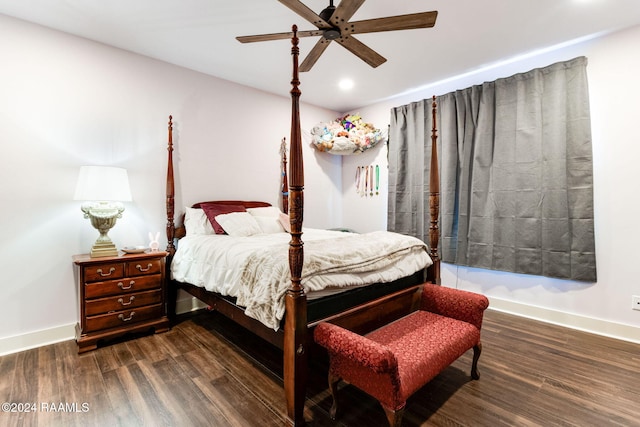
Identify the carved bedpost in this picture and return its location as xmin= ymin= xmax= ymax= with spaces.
xmin=280 ymin=137 xmax=289 ymax=214
xmin=166 ymin=115 xmax=176 ymax=257
xmin=429 ymin=96 xmax=441 ymax=283
xmin=284 ymin=25 xmax=307 ymax=426
xmin=165 ymin=115 xmax=178 ymax=321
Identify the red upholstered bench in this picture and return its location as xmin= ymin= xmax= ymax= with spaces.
xmin=314 ymin=284 xmax=489 ymax=427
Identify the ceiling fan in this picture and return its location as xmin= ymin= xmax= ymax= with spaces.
xmin=236 ymin=0 xmax=438 ymax=72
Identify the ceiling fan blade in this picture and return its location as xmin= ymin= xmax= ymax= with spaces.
xmin=278 ymin=0 xmax=332 ymax=29
xmin=348 ymin=11 xmax=438 ymax=34
xmin=300 ymin=38 xmax=331 ymax=72
xmin=330 ymin=0 xmax=365 ymax=26
xmin=335 ymin=35 xmax=386 ymax=68
xmin=236 ymin=29 xmax=322 ymax=43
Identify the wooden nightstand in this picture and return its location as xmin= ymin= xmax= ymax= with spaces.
xmin=73 ymin=251 xmax=170 ymax=353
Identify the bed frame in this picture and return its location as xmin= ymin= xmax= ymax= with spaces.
xmin=165 ymin=26 xmax=441 ymax=426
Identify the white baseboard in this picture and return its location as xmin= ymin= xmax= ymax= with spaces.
xmin=0 ymin=297 xmax=207 ymax=356
xmin=2 ymin=296 xmax=636 ymax=357
xmin=489 ymin=297 xmax=640 ymax=344
xmin=0 ymin=296 xmax=207 ymax=356
xmin=0 ymin=323 xmax=76 ymax=357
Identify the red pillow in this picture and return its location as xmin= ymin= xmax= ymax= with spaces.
xmin=200 ymin=203 xmax=246 ymax=234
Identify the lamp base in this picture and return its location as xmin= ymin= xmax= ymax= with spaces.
xmin=90 ymin=239 xmax=119 ymax=258
xmin=81 ymin=201 xmax=124 ymax=258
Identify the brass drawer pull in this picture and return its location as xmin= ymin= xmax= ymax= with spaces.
xmin=118 ymin=312 xmax=136 ymax=322
xmin=117 ymin=280 xmax=135 ymax=290
xmin=118 ymin=296 xmax=135 ymax=306
xmin=136 ymin=263 xmax=153 ymax=272
xmin=97 ymin=267 xmax=116 ymax=277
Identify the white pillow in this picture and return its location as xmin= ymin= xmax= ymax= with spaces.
xmin=253 ymin=215 xmax=285 ymax=234
xmin=247 ymin=206 xmax=282 ymax=218
xmin=247 ymin=206 xmax=286 ymax=233
xmin=184 ymin=207 xmax=215 ymax=235
xmin=278 ymin=212 xmax=291 ymax=233
xmin=214 ymin=212 xmax=262 ymax=237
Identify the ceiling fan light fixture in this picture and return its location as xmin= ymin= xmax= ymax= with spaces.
xmin=323 ymin=28 xmax=341 ymax=40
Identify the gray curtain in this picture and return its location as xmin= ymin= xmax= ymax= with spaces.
xmin=389 ymin=57 xmax=596 ymax=282
xmin=388 ymin=99 xmax=435 ymax=242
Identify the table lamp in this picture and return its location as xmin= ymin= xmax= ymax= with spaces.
xmin=74 ymin=166 xmax=132 ymax=258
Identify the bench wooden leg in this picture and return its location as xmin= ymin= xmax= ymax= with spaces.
xmin=471 ymin=342 xmax=482 ymax=380
xmin=328 ymin=372 xmax=340 ymax=420
xmin=382 ymin=405 xmax=405 ymax=427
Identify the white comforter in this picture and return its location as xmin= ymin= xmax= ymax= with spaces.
xmin=171 ymin=229 xmax=432 ymax=330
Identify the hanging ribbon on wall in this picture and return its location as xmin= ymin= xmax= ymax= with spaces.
xmin=355 ymin=164 xmax=381 ymax=198
xmin=370 ymin=166 xmax=375 ymax=196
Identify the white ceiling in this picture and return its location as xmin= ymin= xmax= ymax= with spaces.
xmin=2 ymin=0 xmax=640 ymax=112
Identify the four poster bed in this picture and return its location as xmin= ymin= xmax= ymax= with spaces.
xmin=165 ymin=27 xmax=441 ymax=426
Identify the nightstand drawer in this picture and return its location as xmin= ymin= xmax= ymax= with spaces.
xmin=126 ymin=258 xmax=163 ymax=276
xmin=85 ymin=274 xmax=161 ymax=299
xmin=84 ymin=262 xmax=125 ymax=282
xmin=85 ymin=289 xmax=163 ymax=316
xmin=85 ymin=303 xmax=164 ymax=333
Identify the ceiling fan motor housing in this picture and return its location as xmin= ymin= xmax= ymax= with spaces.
xmin=319 ymin=3 xmax=336 ymax=22
xmin=319 ymin=2 xmax=340 ymax=40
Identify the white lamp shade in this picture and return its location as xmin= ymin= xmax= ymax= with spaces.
xmin=74 ymin=166 xmax=132 ymax=201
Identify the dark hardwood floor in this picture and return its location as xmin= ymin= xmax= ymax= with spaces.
xmin=1 ymin=309 xmax=639 ymax=427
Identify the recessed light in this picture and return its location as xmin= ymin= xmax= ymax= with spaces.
xmin=339 ymin=78 xmax=354 ymax=90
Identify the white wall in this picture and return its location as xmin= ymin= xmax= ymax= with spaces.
xmin=0 ymin=14 xmax=339 ymax=355
xmin=342 ymin=26 xmax=640 ymax=343
xmin=340 ymin=140 xmax=389 ymax=233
